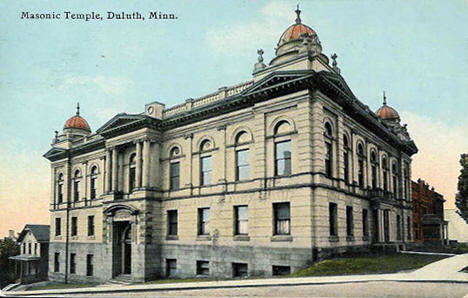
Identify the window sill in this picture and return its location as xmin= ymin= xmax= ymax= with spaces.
xmin=166 ymin=235 xmax=179 ymax=241
xmin=328 ymin=236 xmax=339 ymax=242
xmin=233 ymin=235 xmax=250 ymax=241
xmin=55 ymin=236 xmax=62 ymax=240
xmin=271 ymin=235 xmax=293 ymax=242
xmin=346 ymin=235 xmax=355 ymax=242
xmin=71 ymin=236 xmax=78 ymax=240
xmin=362 ymin=236 xmax=370 ymax=241
xmin=87 ymin=236 xmax=95 ymax=240
xmin=196 ymin=235 xmax=211 ymax=241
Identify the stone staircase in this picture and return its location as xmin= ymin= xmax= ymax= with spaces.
xmin=106 ymin=274 xmax=133 ymax=286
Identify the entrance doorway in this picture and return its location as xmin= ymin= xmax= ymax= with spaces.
xmin=113 ymin=221 xmax=132 ymax=276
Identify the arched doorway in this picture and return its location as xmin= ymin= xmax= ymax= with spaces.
xmin=113 ymin=221 xmax=132 ymax=276
xmin=122 ymin=225 xmax=131 ymax=274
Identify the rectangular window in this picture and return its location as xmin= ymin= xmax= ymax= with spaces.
xmin=34 ymin=243 xmax=37 ymax=255
xmin=236 ymin=149 xmax=249 ymax=180
xmin=371 ymin=165 xmax=377 ymax=189
xmin=70 ymin=253 xmax=76 ymax=274
xmin=346 ymin=206 xmax=354 ymax=236
xmin=167 ymin=210 xmax=178 ymax=236
xmin=198 ymin=208 xmax=210 ymax=235
xmin=275 ymin=141 xmax=291 ymax=176
xmin=358 ymin=159 xmax=364 ymax=187
xmin=88 ymin=215 xmax=95 ymax=236
xmin=325 ymin=142 xmax=332 ymax=177
xmin=407 ymin=216 xmax=411 ymax=240
xmin=54 ymin=252 xmax=60 ymax=272
xmin=232 ymin=263 xmax=248 ymax=277
xmin=129 ymin=166 xmax=136 ymax=191
xmin=272 ymin=265 xmax=291 ymax=276
xmin=196 ymin=260 xmax=209 ymax=275
xmin=392 ymin=175 xmax=398 ymax=198
xmin=74 ymin=180 xmax=80 ymax=202
xmin=273 ymin=202 xmax=290 ymax=235
xmin=329 ymin=203 xmax=338 ymax=236
xmin=344 ymin=151 xmax=349 ymax=184
xmin=200 ymin=156 xmax=212 ymax=185
xmin=55 ymin=218 xmax=61 ymax=236
xmin=58 ymin=183 xmax=63 ymax=203
xmin=22 ymin=243 xmax=26 ymax=254
xmin=90 ymin=177 xmax=97 ymax=199
xmin=71 ymin=216 xmax=78 ymax=236
xmin=86 ymin=254 xmax=94 ymax=276
xmin=396 ymin=215 xmax=402 ymax=240
xmin=362 ymin=209 xmax=369 ymax=237
xmin=166 ymin=259 xmax=177 ymax=277
xmin=28 ymin=243 xmax=31 ymax=254
xmin=170 ymin=162 xmax=180 ymax=190
xmin=235 ymin=206 xmax=248 ymax=235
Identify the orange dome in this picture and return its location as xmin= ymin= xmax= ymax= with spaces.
xmin=376 ymin=94 xmax=400 ymax=120
xmin=278 ymin=23 xmax=316 ymax=46
xmin=64 ymin=103 xmax=91 ymax=132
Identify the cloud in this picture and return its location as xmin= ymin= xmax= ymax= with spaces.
xmin=206 ymin=1 xmax=292 ymax=53
xmin=402 ymin=111 xmax=468 ymax=208
xmin=58 ymin=75 xmax=133 ymax=97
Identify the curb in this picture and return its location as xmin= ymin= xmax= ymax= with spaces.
xmin=5 ymin=278 xmax=468 ymax=297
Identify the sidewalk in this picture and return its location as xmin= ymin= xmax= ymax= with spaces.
xmin=4 ymin=254 xmax=468 ymax=297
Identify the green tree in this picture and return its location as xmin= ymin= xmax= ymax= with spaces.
xmin=0 ymin=238 xmax=19 ymax=288
xmin=456 ymin=154 xmax=468 ymax=224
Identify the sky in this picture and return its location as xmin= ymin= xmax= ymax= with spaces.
xmin=0 ymin=0 xmax=467 ymax=238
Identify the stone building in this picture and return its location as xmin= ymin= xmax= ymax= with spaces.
xmin=44 ymin=8 xmax=417 ymax=283
xmin=411 ymin=179 xmax=447 ymax=244
xmin=9 ymin=225 xmax=50 ymax=284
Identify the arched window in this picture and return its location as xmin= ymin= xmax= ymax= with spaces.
xmin=370 ymin=151 xmax=377 ymax=189
xmin=343 ymin=135 xmax=350 ymax=184
xmin=382 ymin=156 xmax=388 ymax=191
xmin=57 ymin=173 xmax=64 ymax=204
xmin=129 ymin=153 xmax=136 ymax=191
xmin=403 ymin=163 xmax=410 ymax=200
xmin=392 ymin=162 xmax=398 ymax=198
xmin=324 ymin=122 xmax=333 ymax=178
xmin=170 ymin=146 xmax=180 ymax=158
xmin=396 ymin=215 xmax=402 ymax=240
xmin=274 ymin=121 xmax=291 ymax=176
xmin=357 ymin=143 xmax=365 ymax=188
xmin=90 ymin=166 xmax=98 ymax=200
xmin=169 ymin=146 xmax=180 ymax=191
xmin=73 ymin=169 xmax=81 ymax=202
xmin=200 ymin=140 xmax=212 ymax=185
xmin=235 ymin=131 xmax=249 ymax=181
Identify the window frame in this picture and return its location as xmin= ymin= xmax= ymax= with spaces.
xmin=54 ymin=252 xmax=60 ymax=273
xmin=196 ymin=260 xmax=209 ymax=276
xmin=198 ymin=208 xmax=210 ymax=236
xmin=70 ymin=253 xmax=76 ymax=274
xmin=86 ymin=254 xmax=94 ymax=276
xmin=235 ymin=148 xmax=249 ymax=181
xmin=71 ymin=216 xmax=78 ymax=237
xmin=273 ymin=202 xmax=291 ymax=235
xmin=346 ymin=206 xmax=354 ymax=237
xmin=329 ymin=202 xmax=338 ymax=237
xmin=170 ymin=161 xmax=180 ymax=191
xmin=167 ymin=210 xmax=178 ymax=236
xmin=87 ymin=215 xmax=95 ymax=237
xmin=55 ymin=217 xmax=61 ymax=237
xmin=234 ymin=205 xmax=248 ymax=235
xmin=200 ymin=156 xmax=212 ymax=186
xmin=274 ymin=140 xmax=291 ymax=176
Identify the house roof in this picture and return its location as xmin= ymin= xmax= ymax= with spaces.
xmin=17 ymin=224 xmax=50 ymax=243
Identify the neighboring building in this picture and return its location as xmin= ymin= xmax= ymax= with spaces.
xmin=9 ymin=225 xmax=50 ymax=284
xmin=444 ymin=209 xmax=468 ymax=243
xmin=3 ymin=230 xmax=17 ymax=242
xmin=411 ymin=179 xmax=447 ymax=245
xmin=43 ymin=7 xmax=417 ymax=283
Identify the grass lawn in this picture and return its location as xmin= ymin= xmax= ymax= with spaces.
xmin=290 ymin=253 xmax=449 ymax=277
xmin=26 ymin=282 xmax=97 ymax=291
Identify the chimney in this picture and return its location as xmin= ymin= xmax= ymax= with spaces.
xmin=8 ymin=230 xmax=14 ymax=238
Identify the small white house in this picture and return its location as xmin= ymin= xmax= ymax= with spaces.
xmin=9 ymin=224 xmax=50 ymax=284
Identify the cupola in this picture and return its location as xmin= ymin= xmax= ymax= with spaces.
xmin=63 ymin=103 xmax=91 ymax=135
xmin=270 ymin=5 xmax=324 ymax=66
xmin=376 ymin=92 xmax=400 ymax=122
